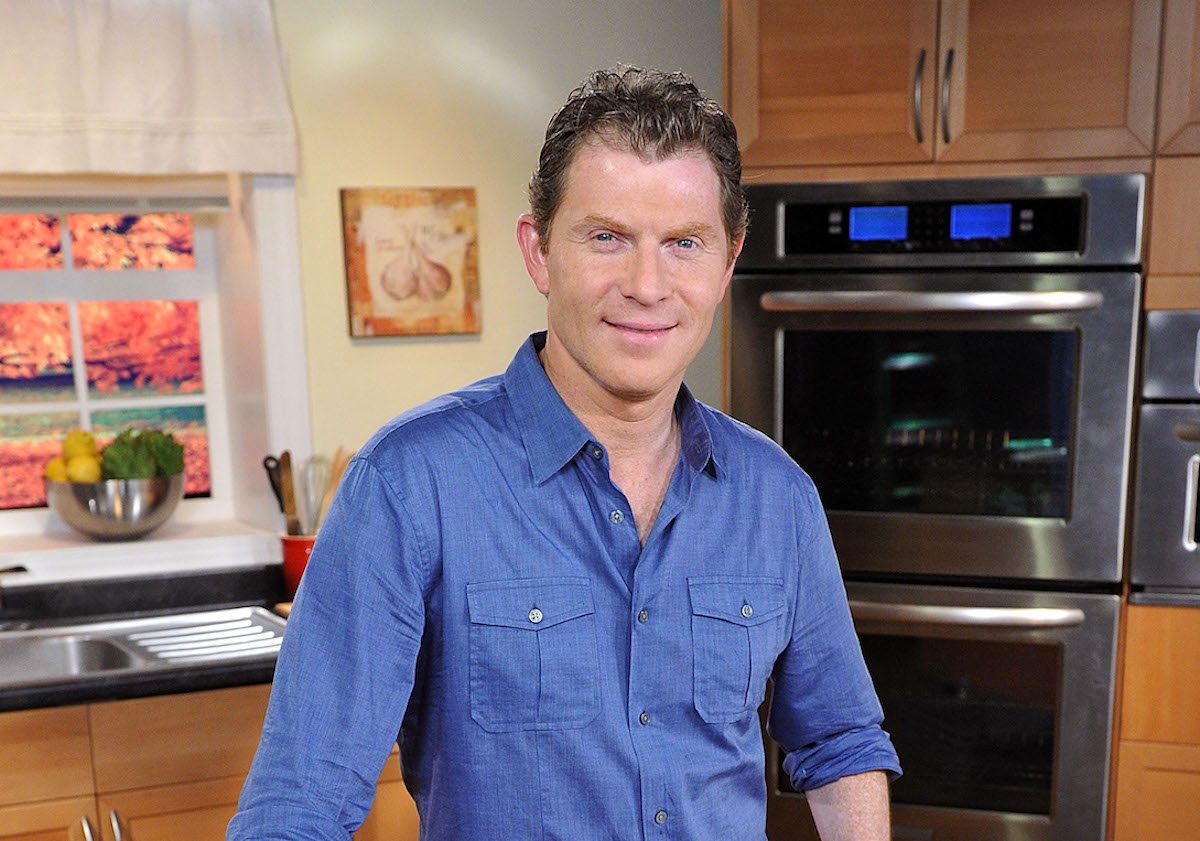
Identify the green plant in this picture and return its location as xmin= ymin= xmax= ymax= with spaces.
xmin=101 ymin=428 xmax=185 ymax=479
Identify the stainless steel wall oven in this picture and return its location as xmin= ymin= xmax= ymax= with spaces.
xmin=730 ymin=175 xmax=1144 ymax=841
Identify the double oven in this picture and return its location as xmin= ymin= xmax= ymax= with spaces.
xmin=729 ymin=175 xmax=1144 ymax=841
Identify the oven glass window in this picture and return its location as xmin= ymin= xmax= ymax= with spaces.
xmin=781 ymin=330 xmax=1077 ymax=517
xmin=861 ymin=634 xmax=1059 ymax=815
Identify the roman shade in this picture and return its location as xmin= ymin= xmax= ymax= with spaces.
xmin=0 ymin=0 xmax=297 ymax=175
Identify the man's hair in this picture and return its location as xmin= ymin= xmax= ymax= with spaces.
xmin=528 ymin=65 xmax=748 ymax=256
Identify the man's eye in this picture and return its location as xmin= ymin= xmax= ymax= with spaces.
xmin=595 ymin=232 xmax=615 ymax=242
xmin=676 ymin=237 xmax=696 ymax=249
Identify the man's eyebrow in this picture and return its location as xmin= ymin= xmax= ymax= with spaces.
xmin=570 ymin=213 xmax=626 ymax=233
xmin=663 ymin=222 xmax=720 ymax=241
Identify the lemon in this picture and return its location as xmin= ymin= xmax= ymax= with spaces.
xmin=63 ymin=429 xmax=98 ymax=460
xmin=65 ymin=454 xmax=102 ymax=483
xmin=43 ymin=456 xmax=68 ymax=482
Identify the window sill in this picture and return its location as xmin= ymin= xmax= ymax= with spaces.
xmin=0 ymin=519 xmax=279 ymax=589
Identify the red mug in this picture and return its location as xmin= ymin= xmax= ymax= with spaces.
xmin=281 ymin=535 xmax=316 ymax=599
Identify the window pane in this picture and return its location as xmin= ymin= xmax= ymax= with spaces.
xmin=69 ymin=213 xmax=195 ymax=270
xmin=0 ymin=411 xmax=79 ymax=509
xmin=79 ymin=300 xmax=204 ymax=397
xmin=0 ymin=302 xmax=74 ymax=402
xmin=0 ymin=214 xmax=63 ymax=270
xmin=92 ymin=405 xmax=210 ymax=497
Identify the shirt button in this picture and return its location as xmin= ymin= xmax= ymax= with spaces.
xmin=609 ymin=509 xmax=624 ymax=524
xmin=528 ymin=608 xmax=543 ymax=624
xmin=639 ymin=711 xmax=650 ymax=726
xmin=741 ymin=603 xmax=753 ymax=619
xmin=637 ymin=609 xmax=649 ymax=623
xmin=654 ymin=810 xmax=667 ymax=825
xmin=590 ymin=445 xmax=603 ymax=460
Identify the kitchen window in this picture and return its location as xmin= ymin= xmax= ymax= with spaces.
xmin=0 ymin=212 xmax=217 ymax=512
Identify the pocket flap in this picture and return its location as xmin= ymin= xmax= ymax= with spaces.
xmin=688 ymin=577 xmax=787 ymax=627
xmin=467 ymin=577 xmax=594 ymax=631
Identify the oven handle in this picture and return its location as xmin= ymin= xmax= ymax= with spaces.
xmin=759 ymin=290 xmax=1104 ymax=314
xmin=848 ymin=600 xmax=1086 ymax=629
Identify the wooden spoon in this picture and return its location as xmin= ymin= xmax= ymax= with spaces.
xmin=278 ymin=450 xmax=302 ymax=536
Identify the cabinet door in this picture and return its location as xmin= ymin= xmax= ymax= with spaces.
xmin=1120 ymin=604 xmax=1200 ymax=744
xmin=0 ymin=705 xmax=93 ymax=808
xmin=936 ymin=0 xmax=1160 ymax=161
xmin=1112 ymin=742 xmax=1200 ymax=840
xmin=727 ymin=0 xmax=939 ymax=167
xmin=0 ymin=798 xmax=99 ymax=841
xmin=1158 ymin=0 xmax=1200 ymax=153
xmin=99 ymin=754 xmax=417 ymax=841
xmin=90 ymin=684 xmax=270 ymax=793
xmin=99 ymin=778 xmax=243 ymax=841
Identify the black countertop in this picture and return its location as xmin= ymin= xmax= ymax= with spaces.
xmin=0 ymin=565 xmax=286 ymax=713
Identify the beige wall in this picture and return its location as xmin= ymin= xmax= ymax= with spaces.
xmin=273 ymin=0 xmax=725 ymax=453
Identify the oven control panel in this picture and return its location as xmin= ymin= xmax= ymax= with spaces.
xmin=783 ymin=196 xmax=1084 ymax=254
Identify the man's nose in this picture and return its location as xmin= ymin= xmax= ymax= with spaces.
xmin=619 ymin=246 xmax=670 ymax=304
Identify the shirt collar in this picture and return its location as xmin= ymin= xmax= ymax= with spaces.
xmin=505 ymin=332 xmax=719 ymax=484
xmin=506 ymin=333 xmax=593 ymax=484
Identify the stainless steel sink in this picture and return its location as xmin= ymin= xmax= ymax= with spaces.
xmin=0 ymin=635 xmax=142 ymax=683
xmin=0 ymin=606 xmax=286 ymax=689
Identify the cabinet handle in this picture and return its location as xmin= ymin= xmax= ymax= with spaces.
xmin=940 ymin=47 xmax=955 ymax=144
xmin=911 ymin=48 xmax=926 ymax=144
xmin=109 ymin=809 xmax=125 ymax=841
xmin=80 ymin=816 xmax=96 ymax=841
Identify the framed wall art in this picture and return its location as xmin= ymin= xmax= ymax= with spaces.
xmin=340 ymin=187 xmax=481 ymax=337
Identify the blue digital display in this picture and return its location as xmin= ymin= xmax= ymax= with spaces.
xmin=950 ymin=203 xmax=1012 ymax=240
xmin=848 ymin=206 xmax=907 ymax=241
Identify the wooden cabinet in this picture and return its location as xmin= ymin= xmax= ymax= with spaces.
xmin=1112 ymin=605 xmax=1200 ymax=840
xmin=0 ymin=685 xmax=418 ymax=841
xmin=1157 ymin=0 xmax=1200 ymax=154
xmin=727 ymin=0 xmax=1161 ymax=169
xmin=1146 ymin=156 xmax=1200 ymax=309
xmin=93 ymin=684 xmax=270 ymax=841
xmin=0 ymin=704 xmax=98 ymax=841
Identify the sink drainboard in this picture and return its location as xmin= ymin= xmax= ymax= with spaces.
xmin=118 ymin=609 xmax=285 ymax=664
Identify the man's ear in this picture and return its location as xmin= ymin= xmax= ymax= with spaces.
xmin=516 ymin=214 xmax=551 ymax=297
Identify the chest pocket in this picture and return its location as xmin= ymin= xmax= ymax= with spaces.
xmin=466 ymin=577 xmax=600 ymax=732
xmin=688 ymin=576 xmax=788 ymax=723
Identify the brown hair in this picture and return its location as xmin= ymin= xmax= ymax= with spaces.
xmin=528 ymin=65 xmax=748 ymax=256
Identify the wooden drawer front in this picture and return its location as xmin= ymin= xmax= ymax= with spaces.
xmin=1113 ymin=741 xmax=1200 ymax=840
xmin=101 ymin=777 xmax=245 ymax=841
xmin=1121 ymin=605 xmax=1200 ymax=743
xmin=0 ymin=706 xmax=92 ymax=806
xmin=0 ymin=797 xmax=98 ymax=841
xmin=90 ymin=684 xmax=271 ymax=793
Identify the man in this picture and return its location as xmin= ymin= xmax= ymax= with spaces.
xmin=228 ymin=65 xmax=899 ymax=841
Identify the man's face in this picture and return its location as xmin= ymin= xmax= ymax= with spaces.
xmin=517 ymin=141 xmax=743 ymax=410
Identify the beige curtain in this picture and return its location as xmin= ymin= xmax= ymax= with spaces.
xmin=0 ymin=0 xmax=298 ymax=175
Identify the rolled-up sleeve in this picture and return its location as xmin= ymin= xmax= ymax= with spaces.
xmin=227 ymin=456 xmax=429 ymax=840
xmin=767 ymin=480 xmax=901 ymax=792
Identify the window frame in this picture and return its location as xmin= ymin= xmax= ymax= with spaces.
xmin=0 ymin=175 xmax=311 ymax=556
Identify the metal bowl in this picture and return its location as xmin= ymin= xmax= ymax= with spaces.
xmin=45 ymin=475 xmax=185 ymax=541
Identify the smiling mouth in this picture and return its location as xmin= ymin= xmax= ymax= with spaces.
xmin=605 ymin=320 xmax=676 ymax=335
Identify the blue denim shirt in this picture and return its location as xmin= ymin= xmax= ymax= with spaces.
xmin=228 ymin=333 xmax=899 ymax=841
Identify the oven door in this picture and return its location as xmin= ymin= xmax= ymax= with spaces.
xmin=764 ymin=581 xmax=1120 ymax=841
xmin=729 ymin=270 xmax=1139 ymax=582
